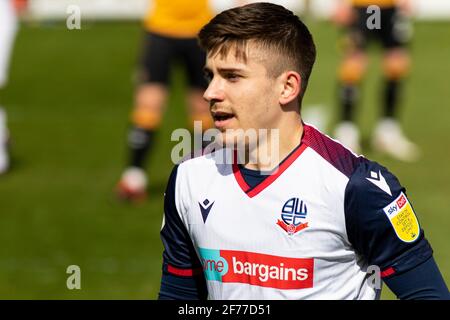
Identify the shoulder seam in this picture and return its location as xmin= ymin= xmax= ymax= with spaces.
xmin=302 ymin=123 xmax=363 ymax=178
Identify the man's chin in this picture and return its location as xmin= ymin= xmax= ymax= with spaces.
xmin=215 ymin=131 xmax=236 ymax=148
xmin=214 ymin=131 xmax=257 ymax=149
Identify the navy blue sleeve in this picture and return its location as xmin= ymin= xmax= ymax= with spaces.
xmin=158 ymin=165 xmax=207 ymax=300
xmin=159 ymin=272 xmax=207 ymax=300
xmin=384 ymin=257 xmax=450 ymax=300
xmin=345 ymin=159 xmax=448 ymax=298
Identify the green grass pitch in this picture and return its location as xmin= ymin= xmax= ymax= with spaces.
xmin=0 ymin=20 xmax=448 ymax=299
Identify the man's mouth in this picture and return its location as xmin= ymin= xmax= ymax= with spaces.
xmin=211 ymin=111 xmax=235 ymax=128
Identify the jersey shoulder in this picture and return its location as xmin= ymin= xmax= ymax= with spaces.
xmin=344 ymin=158 xmax=432 ymax=273
xmin=302 ymin=123 xmax=364 ymax=178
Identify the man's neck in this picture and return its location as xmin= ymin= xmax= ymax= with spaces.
xmin=241 ymin=116 xmax=304 ymax=172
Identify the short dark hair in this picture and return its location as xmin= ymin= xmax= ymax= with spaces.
xmin=198 ymin=2 xmax=316 ymax=102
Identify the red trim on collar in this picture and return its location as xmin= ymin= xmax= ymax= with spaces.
xmin=233 ymin=143 xmax=308 ymax=198
xmin=232 ymin=151 xmax=251 ymax=192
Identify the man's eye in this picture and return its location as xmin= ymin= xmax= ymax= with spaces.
xmin=225 ymin=73 xmax=240 ymax=81
xmin=203 ymin=73 xmax=212 ymax=83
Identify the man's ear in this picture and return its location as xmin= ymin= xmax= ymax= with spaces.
xmin=279 ymin=71 xmax=302 ymax=106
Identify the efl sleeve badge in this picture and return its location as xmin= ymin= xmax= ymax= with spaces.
xmin=382 ymin=192 xmax=420 ymax=243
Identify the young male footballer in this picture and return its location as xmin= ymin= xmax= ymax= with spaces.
xmin=158 ymin=2 xmax=449 ymax=299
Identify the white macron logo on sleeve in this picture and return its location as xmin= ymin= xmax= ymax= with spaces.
xmin=366 ymin=170 xmax=392 ymax=196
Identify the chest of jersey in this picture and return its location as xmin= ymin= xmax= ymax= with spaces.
xmin=177 ymin=149 xmax=367 ymax=297
xmin=182 ymin=149 xmax=349 ymax=250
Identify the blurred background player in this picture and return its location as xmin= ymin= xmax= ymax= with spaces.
xmin=116 ymin=0 xmax=214 ymax=201
xmin=332 ymin=0 xmax=420 ymax=161
xmin=0 ymin=0 xmax=22 ymax=174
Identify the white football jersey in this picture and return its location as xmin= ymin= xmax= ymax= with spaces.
xmin=160 ymin=123 xmax=431 ymax=300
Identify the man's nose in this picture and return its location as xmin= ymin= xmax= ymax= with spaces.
xmin=203 ymin=78 xmax=224 ymax=103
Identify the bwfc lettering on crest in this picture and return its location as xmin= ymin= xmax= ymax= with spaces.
xmin=277 ymin=197 xmax=309 ymax=235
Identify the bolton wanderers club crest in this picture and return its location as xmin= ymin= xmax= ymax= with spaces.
xmin=277 ymin=197 xmax=309 ymax=235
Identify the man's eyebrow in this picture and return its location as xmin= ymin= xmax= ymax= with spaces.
xmin=218 ymin=67 xmax=245 ymax=73
xmin=203 ymin=67 xmax=246 ymax=73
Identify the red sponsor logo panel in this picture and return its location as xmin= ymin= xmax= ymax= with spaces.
xmin=220 ymin=250 xmax=314 ymax=289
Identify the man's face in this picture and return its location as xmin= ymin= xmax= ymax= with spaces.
xmin=203 ymin=44 xmax=283 ymax=147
